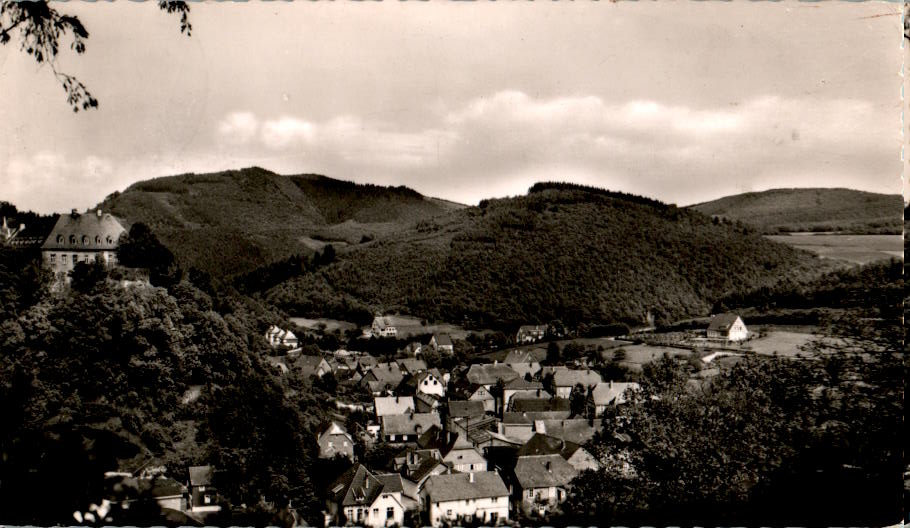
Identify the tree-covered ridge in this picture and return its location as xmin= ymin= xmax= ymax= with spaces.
xmin=690 ymin=187 xmax=903 ymax=234
xmin=266 ymin=186 xmax=827 ymax=329
xmin=97 ymin=167 xmax=462 ymax=276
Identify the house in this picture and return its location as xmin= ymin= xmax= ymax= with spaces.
xmin=588 ymin=381 xmax=640 ymax=416
xmin=371 ymin=316 xmax=399 ymax=338
xmin=421 ymin=472 xmax=510 ymax=526
xmin=265 ymin=325 xmax=299 ymax=348
xmin=468 ymin=385 xmax=496 ymax=413
xmin=428 ymin=334 xmax=454 ymax=354
xmin=502 ymin=378 xmax=546 ymax=409
xmin=325 ymin=464 xmax=405 ymax=528
xmin=381 ymin=413 xmax=441 ymax=443
xmin=414 ymin=393 xmax=441 ymax=413
xmin=357 ymin=355 xmax=380 ymax=373
xmin=297 ymin=355 xmax=332 ymax=378
xmin=534 ymin=419 xmax=600 ymax=445
xmin=116 ymin=475 xmax=188 ymax=512
xmin=450 ymin=415 xmax=501 ymax=448
xmin=362 ymin=363 xmax=405 ymax=395
xmin=397 ymin=358 xmax=428 ymax=375
xmin=516 ymin=433 xmax=600 ymax=472
xmin=552 ymin=369 xmax=603 ymax=399
xmin=466 ymin=364 xmax=520 ymax=389
xmin=707 ymin=313 xmax=749 ymax=341
xmin=417 ymin=427 xmax=488 ymax=473
xmin=513 ymin=455 xmax=577 ymax=513
xmin=405 ymin=371 xmax=445 ymax=398
xmin=187 ymin=465 xmax=221 ymax=513
xmin=397 ymin=450 xmax=450 ymax=510
xmin=400 ymin=342 xmax=423 ymax=357
xmin=516 ymin=325 xmax=548 ymax=343
xmin=317 ymin=421 xmax=355 ymax=461
xmin=375 ymin=396 xmax=415 ymax=418
xmin=41 ymin=209 xmax=126 ymax=274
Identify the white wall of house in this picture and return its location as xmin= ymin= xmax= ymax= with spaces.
xmin=44 ymin=250 xmax=118 ymax=273
xmin=417 ymin=375 xmax=445 ymax=398
xmin=427 ymin=496 xmax=508 ymax=526
xmin=520 ymin=486 xmax=565 ymax=509
xmin=343 ymin=493 xmax=404 ymax=528
xmin=728 ymin=319 xmax=748 ymax=341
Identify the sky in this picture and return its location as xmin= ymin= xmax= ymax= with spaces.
xmin=0 ymin=1 xmax=904 ymax=214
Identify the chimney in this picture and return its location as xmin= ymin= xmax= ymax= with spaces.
xmin=71 ymin=208 xmax=78 ymax=217
xmin=396 ymin=396 xmax=400 ymax=403
xmin=96 ymin=209 xmax=102 ymax=218
xmin=546 ymin=460 xmax=551 ymax=472
xmin=610 ymin=380 xmax=614 ymax=389
xmin=469 ymin=472 xmax=474 ymax=483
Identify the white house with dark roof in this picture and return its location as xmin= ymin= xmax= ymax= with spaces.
xmin=371 ymin=316 xmax=399 ymax=338
xmin=516 ymin=325 xmax=548 ymax=343
xmin=513 ymin=454 xmax=577 ymax=513
xmin=265 ymin=326 xmax=299 ymax=348
xmin=466 ymin=363 xmax=520 ymax=389
xmin=374 ymin=396 xmax=415 ymax=418
xmin=421 ymin=471 xmax=509 ymax=526
xmin=588 ymin=381 xmax=640 ymax=416
xmin=41 ymin=209 xmax=126 ymax=274
xmin=325 ymin=464 xmax=405 ymax=527
xmin=706 ymin=313 xmax=749 ymax=341
xmin=468 ymin=385 xmax=496 ymax=413
xmin=428 ymin=334 xmax=454 ymax=354
xmin=381 ymin=413 xmax=441 ymax=443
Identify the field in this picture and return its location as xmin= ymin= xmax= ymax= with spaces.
xmin=611 ymin=343 xmax=693 ymax=372
xmin=741 ymin=331 xmax=816 ymax=357
xmin=765 ymin=234 xmax=902 ymax=265
xmin=290 ymin=317 xmax=359 ymax=334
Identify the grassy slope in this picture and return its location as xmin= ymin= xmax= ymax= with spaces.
xmin=99 ymin=167 xmax=463 ymax=276
xmin=689 ymin=188 xmax=903 ymax=234
xmin=267 ymin=186 xmax=829 ymax=328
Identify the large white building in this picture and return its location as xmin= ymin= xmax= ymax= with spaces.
xmin=41 ymin=209 xmax=126 ymax=275
xmin=421 ymin=471 xmax=509 ymax=526
xmin=326 ymin=465 xmax=406 ymax=528
xmin=706 ymin=313 xmax=749 ymax=341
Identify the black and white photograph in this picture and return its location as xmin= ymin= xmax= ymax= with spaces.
xmin=0 ymin=1 xmax=906 ymax=526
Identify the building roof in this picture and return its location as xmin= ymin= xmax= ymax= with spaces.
xmin=517 ymin=325 xmax=548 ymax=334
xmin=446 ymin=447 xmax=487 ymax=467
xmin=120 ymin=476 xmax=188 ymax=499
xmin=423 ymin=472 xmax=509 ymax=502
xmin=433 ymin=334 xmax=454 ymax=347
xmin=514 ymin=454 xmax=577 ymax=489
xmin=328 ymin=464 xmax=384 ymax=507
xmin=298 ymin=355 xmax=328 ymax=372
xmin=509 ymin=362 xmax=542 ymax=379
xmin=707 ymin=313 xmax=744 ymax=332
xmin=503 ymin=411 xmax=572 ymax=424
xmin=469 ymin=386 xmax=494 ymax=400
xmin=382 ymin=413 xmax=441 ymax=437
xmin=536 ymin=419 xmax=599 ymax=445
xmin=552 ymin=369 xmax=603 ymax=388
xmin=188 ymin=465 xmax=214 ymax=487
xmin=590 ymin=382 xmax=640 ymax=406
xmin=466 ymin=364 xmax=520 ymax=386
xmin=364 ymin=363 xmax=404 ymax=387
xmin=317 ymin=421 xmax=351 ymax=439
xmin=41 ymin=210 xmax=126 ymax=251
xmin=375 ymin=396 xmax=415 ymax=417
xmin=374 ymin=473 xmax=404 ymax=494
xmin=414 ymin=392 xmax=439 ymax=413
xmin=502 ymin=349 xmax=540 ymax=364
xmin=511 ymin=398 xmax=570 ymax=413
xmin=504 ymin=378 xmax=543 ymax=390
xmin=397 ymin=358 xmax=428 ymax=374
xmin=448 ymin=400 xmax=486 ymax=418
xmin=417 ymin=425 xmax=465 ymax=456
xmin=509 ymin=389 xmax=552 ymax=402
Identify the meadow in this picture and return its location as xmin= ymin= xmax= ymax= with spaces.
xmin=765 ymin=234 xmax=902 ymax=264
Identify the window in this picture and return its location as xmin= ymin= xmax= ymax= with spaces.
xmin=69 ymin=235 xmax=76 ymax=245
xmin=50 ymin=254 xmax=56 ymax=263
xmin=328 ymin=441 xmax=334 ymax=449
xmin=490 ymin=512 xmax=499 ymax=522
xmin=527 ymin=490 xmax=533 ymax=498
xmin=56 ymin=235 xmax=64 ymax=244
xmin=62 ymin=254 xmax=67 ymax=264
xmin=373 ymin=508 xmax=378 ymax=515
xmin=386 ymin=507 xmax=393 ymax=519
xmin=491 ymin=497 xmax=498 ymax=503
xmin=343 ymin=441 xmax=348 ymax=447
xmin=82 ymin=235 xmax=88 ymax=245
xmin=95 ymin=236 xmax=101 ymax=244
xmin=106 ymin=236 xmax=113 ymax=244
xmin=203 ymin=495 xmax=211 ymax=504
xmin=446 ymin=510 xmax=453 ymax=517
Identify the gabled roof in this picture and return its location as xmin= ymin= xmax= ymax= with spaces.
xmin=511 ymin=397 xmax=570 ymax=413
xmin=517 ymin=325 xmax=548 ymax=333
xmin=374 ymin=473 xmax=404 ymax=494
xmin=375 ymin=396 xmax=415 ymax=417
xmin=432 ymin=334 xmax=454 ymax=347
xmin=417 ymin=425 xmax=457 ymax=455
xmin=590 ymin=382 xmax=640 ymax=406
xmin=536 ymin=419 xmax=599 ymax=445
xmin=41 ymin=210 xmax=126 ymax=251
xmin=466 ymin=364 xmax=520 ymax=386
xmin=364 ymin=363 xmax=404 ymax=386
xmin=121 ymin=476 xmax=188 ymax=499
xmin=503 ymin=349 xmax=540 ymax=364
xmin=503 ymin=411 xmax=572 ymax=424
xmin=448 ymin=400 xmax=485 ymax=418
xmin=298 ymin=355 xmax=328 ymax=372
xmin=469 ymin=386 xmax=494 ymax=400
xmin=382 ymin=413 xmax=441 ymax=436
xmin=707 ymin=313 xmax=744 ymax=332
xmin=328 ymin=464 xmax=384 ymax=507
xmin=317 ymin=421 xmax=350 ymax=438
xmin=414 ymin=392 xmax=439 ymax=413
xmin=552 ymin=369 xmax=603 ymax=388
xmin=514 ymin=454 xmax=577 ymax=489
xmin=423 ymin=472 xmax=509 ymax=502
xmin=188 ymin=465 xmax=214 ymax=487
xmin=445 ymin=446 xmax=487 ymax=467
xmin=397 ymin=358 xmax=428 ymax=374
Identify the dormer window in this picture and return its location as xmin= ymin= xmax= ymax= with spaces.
xmin=82 ymin=235 xmax=89 ymax=245
xmin=95 ymin=236 xmax=101 ymax=244
xmin=69 ymin=235 xmax=76 ymax=245
xmin=56 ymin=235 xmax=64 ymax=244
xmin=106 ymin=236 xmax=113 ymax=244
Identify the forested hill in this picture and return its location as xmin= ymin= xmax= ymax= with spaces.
xmin=266 ymin=184 xmax=830 ymax=328
xmin=98 ymin=167 xmax=463 ymax=276
xmin=689 ymin=188 xmax=903 ymax=234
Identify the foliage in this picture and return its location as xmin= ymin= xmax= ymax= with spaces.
xmin=0 ymin=0 xmax=191 ymax=111
xmin=118 ymin=222 xmax=181 ymax=287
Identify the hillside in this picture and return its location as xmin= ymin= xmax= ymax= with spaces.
xmin=265 ymin=183 xmax=831 ymax=328
xmin=689 ymin=188 xmax=903 ymax=234
xmin=98 ymin=167 xmax=463 ymax=276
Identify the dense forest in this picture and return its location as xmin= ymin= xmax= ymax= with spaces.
xmin=690 ymin=187 xmax=903 ymax=234
xmin=0 ymin=239 xmax=335 ymax=526
xmin=98 ymin=167 xmax=461 ymax=276
xmin=265 ymin=186 xmax=830 ymax=329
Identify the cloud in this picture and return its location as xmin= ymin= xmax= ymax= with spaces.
xmin=4 ymin=152 xmax=124 ymax=213
xmin=217 ymin=112 xmax=260 ymax=145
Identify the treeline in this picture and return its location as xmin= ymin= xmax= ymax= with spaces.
xmin=289 ymin=174 xmax=429 ymax=224
xmin=232 ymin=245 xmax=336 ymax=294
xmin=267 ymin=187 xmax=824 ymax=330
